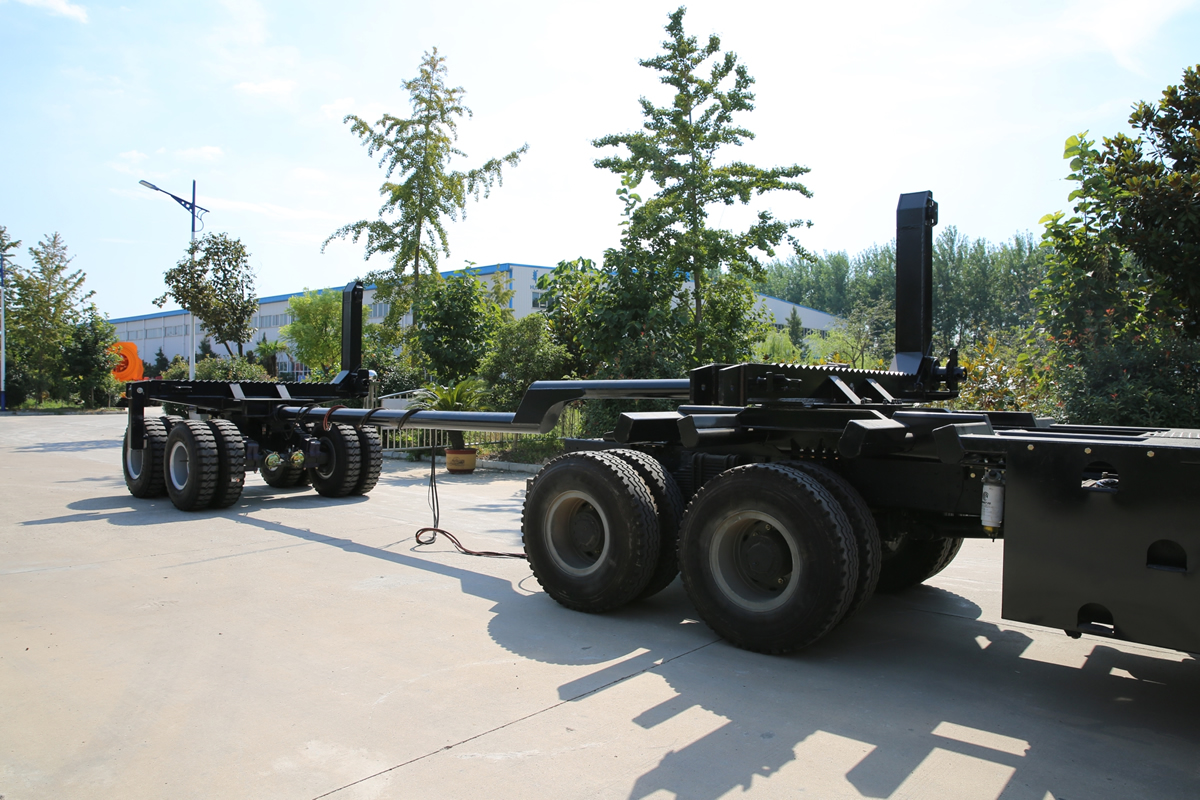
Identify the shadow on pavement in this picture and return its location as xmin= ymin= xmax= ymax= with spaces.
xmin=217 ymin=512 xmax=1200 ymax=800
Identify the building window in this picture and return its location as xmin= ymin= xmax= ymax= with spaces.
xmin=164 ymin=324 xmax=188 ymax=337
xmin=369 ymin=301 xmax=390 ymax=319
xmin=128 ymin=329 xmax=143 ymax=340
xmin=532 ymin=291 xmax=549 ymax=310
xmin=255 ymin=313 xmax=291 ymax=328
xmin=144 ymin=328 xmax=162 ymax=339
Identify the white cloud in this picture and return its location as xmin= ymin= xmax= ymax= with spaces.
xmin=176 ymin=146 xmax=225 ymax=162
xmin=234 ymin=79 xmax=296 ymax=96
xmin=15 ymin=0 xmax=88 ymax=23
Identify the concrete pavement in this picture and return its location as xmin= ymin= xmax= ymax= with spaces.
xmin=1 ymin=412 xmax=1197 ymax=799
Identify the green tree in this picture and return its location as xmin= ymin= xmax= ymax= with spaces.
xmin=594 ymin=7 xmax=812 ymax=363
xmin=63 ymin=307 xmax=119 ymax=407
xmin=536 ymin=257 xmax=604 ymax=377
xmin=280 ymin=289 xmax=343 ymax=378
xmin=478 ymin=314 xmax=569 ymax=410
xmin=324 ymin=48 xmax=527 ymax=326
xmin=154 ymin=232 xmax=258 ymax=357
xmin=7 ymin=232 xmax=93 ymax=404
xmin=809 ymin=299 xmax=894 ymax=369
xmin=1095 ymin=64 xmax=1200 ymax=332
xmin=786 ymin=307 xmax=806 ymax=347
xmin=408 ymin=271 xmax=505 ymax=383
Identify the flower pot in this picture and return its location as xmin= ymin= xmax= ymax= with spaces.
xmin=445 ymin=448 xmax=478 ymax=474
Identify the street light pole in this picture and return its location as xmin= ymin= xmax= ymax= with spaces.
xmin=1 ymin=252 xmax=7 ymax=412
xmin=139 ymin=179 xmax=210 ymax=380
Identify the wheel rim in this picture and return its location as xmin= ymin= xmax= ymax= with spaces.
xmin=315 ymin=439 xmax=336 ymax=479
xmin=709 ymin=510 xmax=801 ymax=612
xmin=168 ymin=440 xmax=190 ymax=491
xmin=544 ymin=490 xmax=610 ymax=576
xmin=126 ymin=434 xmax=144 ymax=479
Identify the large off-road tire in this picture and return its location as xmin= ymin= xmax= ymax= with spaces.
xmin=678 ymin=463 xmax=859 ymax=654
xmin=163 ymin=414 xmax=184 ymax=432
xmin=523 ymin=451 xmax=660 ymax=613
xmin=206 ymin=419 xmax=246 ymax=509
xmin=784 ymin=461 xmax=881 ymax=619
xmin=352 ymin=425 xmax=383 ymax=495
xmin=123 ymin=416 xmax=169 ymax=498
xmin=876 ymin=535 xmax=964 ymax=593
xmin=164 ymin=420 xmax=220 ymax=511
xmin=262 ymin=454 xmax=306 ymax=488
xmin=309 ymin=423 xmax=362 ymax=498
xmin=607 ymin=448 xmax=684 ymax=599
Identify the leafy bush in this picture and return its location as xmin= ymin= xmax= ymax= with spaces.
xmin=478 ymin=315 xmax=569 ymax=410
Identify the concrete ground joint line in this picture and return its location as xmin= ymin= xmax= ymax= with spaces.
xmin=310 ymin=638 xmax=721 ymax=799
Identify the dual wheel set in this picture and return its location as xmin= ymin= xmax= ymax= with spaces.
xmin=522 ymin=450 xmax=962 ymax=653
xmin=123 ymin=415 xmax=383 ymax=511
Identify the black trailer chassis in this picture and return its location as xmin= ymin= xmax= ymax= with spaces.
xmin=122 ymin=192 xmax=1200 ymax=655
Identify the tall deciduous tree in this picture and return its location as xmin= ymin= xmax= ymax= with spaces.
xmin=154 ymin=232 xmax=258 ymax=357
xmin=324 ymin=48 xmax=527 ymax=326
xmin=593 ymin=7 xmax=812 ymax=363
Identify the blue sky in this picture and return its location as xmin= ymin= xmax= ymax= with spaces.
xmin=2 ymin=0 xmax=1199 ymax=320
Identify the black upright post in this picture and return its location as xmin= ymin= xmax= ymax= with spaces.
xmin=892 ymin=191 xmax=938 ymax=374
xmin=338 ymin=280 xmax=364 ymax=380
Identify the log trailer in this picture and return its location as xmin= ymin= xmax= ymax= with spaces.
xmin=121 ymin=192 xmax=1200 ymax=655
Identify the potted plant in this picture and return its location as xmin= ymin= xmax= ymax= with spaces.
xmin=409 ymin=378 xmax=491 ymax=474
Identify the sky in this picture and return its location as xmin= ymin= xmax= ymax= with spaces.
xmin=2 ymin=0 xmax=1199 ymax=321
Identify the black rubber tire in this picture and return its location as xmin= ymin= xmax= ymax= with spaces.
xmin=522 ymin=451 xmax=660 ymax=613
xmin=163 ymin=414 xmax=184 ymax=432
xmin=163 ymin=420 xmax=220 ymax=511
xmin=876 ymin=536 xmax=964 ymax=593
xmin=784 ymin=461 xmax=881 ymax=619
xmin=123 ymin=416 xmax=169 ymax=498
xmin=308 ymin=423 xmax=362 ymax=497
xmin=352 ymin=425 xmax=383 ymax=495
xmin=678 ymin=463 xmax=859 ymax=654
xmin=206 ymin=419 xmax=246 ymax=509
xmin=607 ymin=448 xmax=684 ymax=599
xmin=262 ymin=455 xmax=306 ymax=488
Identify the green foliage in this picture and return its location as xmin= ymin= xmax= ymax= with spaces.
xmin=684 ymin=271 xmax=771 ymax=364
xmin=536 ymin=257 xmax=604 ymax=377
xmin=160 ymin=355 xmax=191 ymax=380
xmin=809 ymin=299 xmax=894 ymax=369
xmin=5 ymin=232 xmax=96 ymax=404
xmin=1036 ymin=70 xmax=1200 ymax=427
xmin=145 ymin=347 xmax=170 ymax=379
xmin=594 ymin=7 xmax=812 ymax=364
xmin=363 ymin=323 xmax=426 ymax=396
xmin=408 ymin=270 xmax=505 ymax=383
xmin=154 ymin=232 xmax=258 ymax=357
xmin=280 ymin=289 xmax=343 ymax=375
xmin=196 ymin=356 xmax=271 ymax=382
xmin=478 ymin=314 xmax=569 ymax=410
xmin=786 ymin=308 xmax=806 ymax=349
xmin=324 ymin=48 xmax=527 ymax=326
xmin=251 ymin=335 xmax=288 ymax=378
xmin=755 ymin=329 xmax=805 ymax=363
xmin=63 ymin=307 xmax=120 ymax=407
xmin=1095 ymin=65 xmax=1200 ymax=332
xmin=1048 ymin=336 xmax=1200 ymax=427
xmin=410 ymin=377 xmax=490 ymax=449
xmin=947 ymin=331 xmax=1059 ymax=417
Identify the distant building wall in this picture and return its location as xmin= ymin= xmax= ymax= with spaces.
xmin=109 ymin=263 xmax=837 ymax=368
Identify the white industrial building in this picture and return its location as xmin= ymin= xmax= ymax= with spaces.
xmin=110 ymin=263 xmax=836 ymax=374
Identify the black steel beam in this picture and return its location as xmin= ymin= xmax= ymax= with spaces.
xmin=894 ymin=191 xmax=938 ymax=374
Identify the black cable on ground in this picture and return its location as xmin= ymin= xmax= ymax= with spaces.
xmin=412 ymin=444 xmax=527 ymax=560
